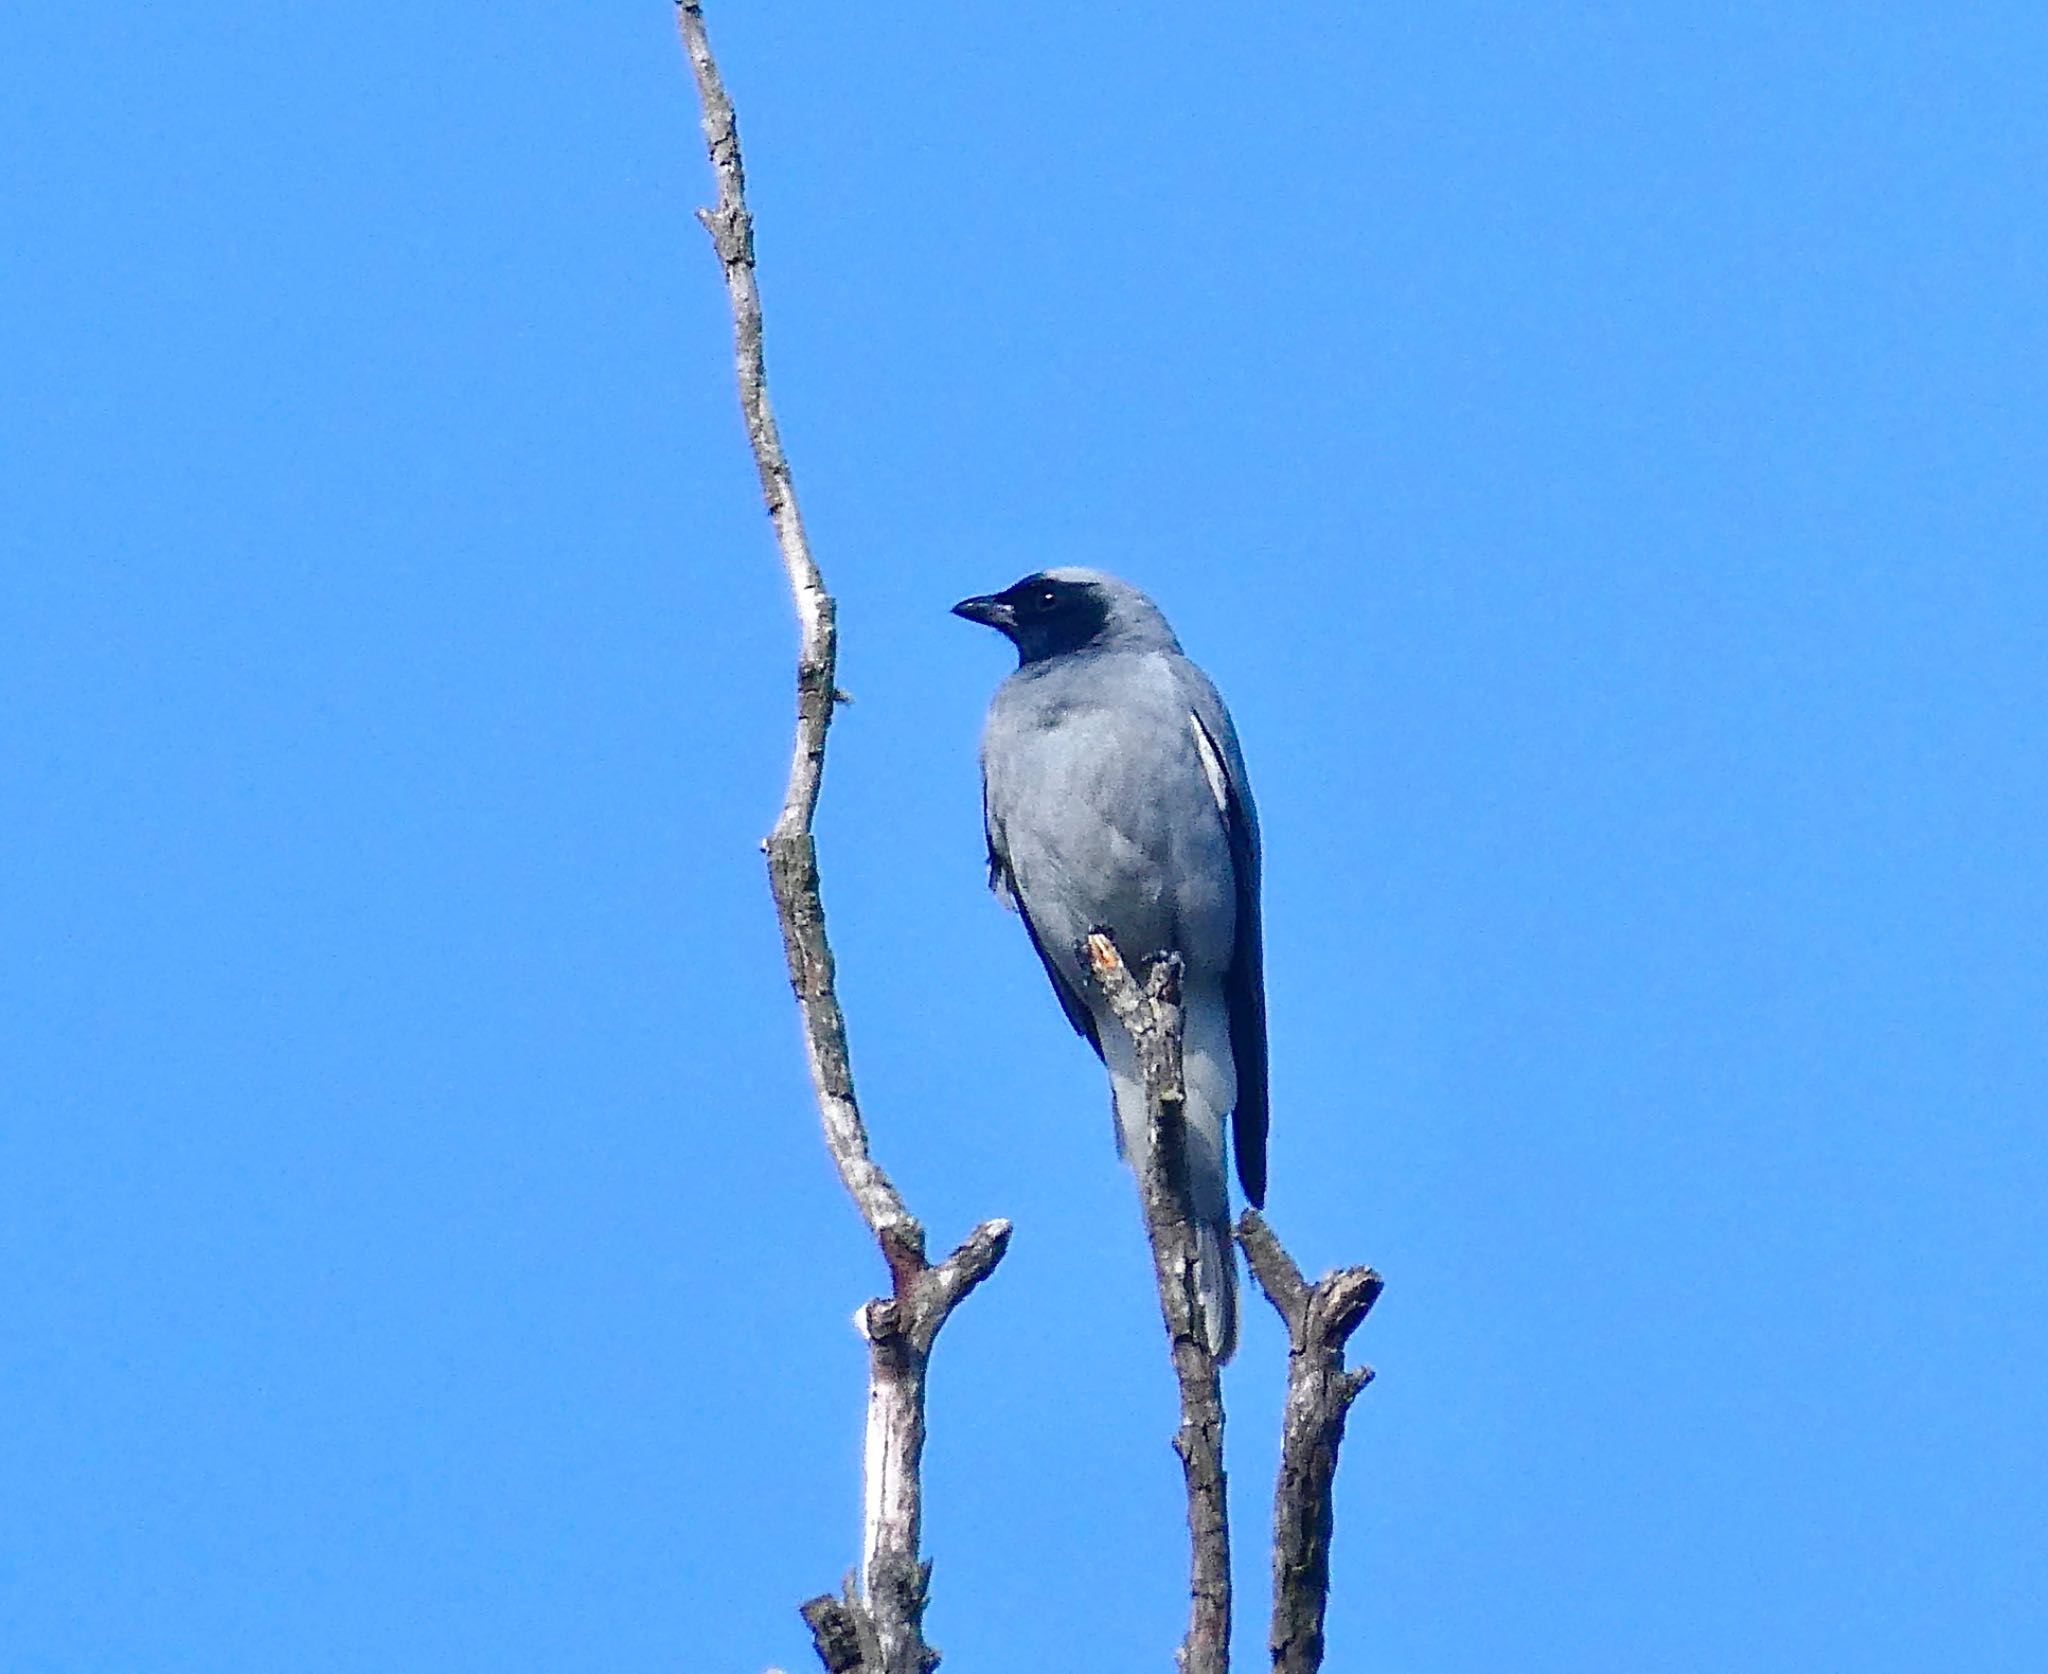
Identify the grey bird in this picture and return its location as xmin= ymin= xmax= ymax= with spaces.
xmin=954 ymin=568 xmax=1267 ymax=1361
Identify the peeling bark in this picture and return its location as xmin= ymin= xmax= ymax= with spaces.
xmin=1239 ymin=1212 xmax=1381 ymax=1674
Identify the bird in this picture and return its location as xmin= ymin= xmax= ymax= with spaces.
xmin=954 ymin=568 xmax=1266 ymax=1361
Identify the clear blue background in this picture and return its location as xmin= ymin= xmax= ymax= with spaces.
xmin=7 ymin=4 xmax=2044 ymax=1670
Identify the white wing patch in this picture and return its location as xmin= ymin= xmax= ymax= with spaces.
xmin=1188 ymin=711 xmax=1230 ymax=815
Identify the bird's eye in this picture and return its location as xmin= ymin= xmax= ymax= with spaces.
xmin=1030 ymin=587 xmax=1060 ymax=614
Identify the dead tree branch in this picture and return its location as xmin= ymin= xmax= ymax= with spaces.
xmin=1238 ymin=1212 xmax=1381 ymax=1674
xmin=676 ymin=6 xmax=1008 ymax=1669
xmin=1084 ymin=934 xmax=1231 ymax=1674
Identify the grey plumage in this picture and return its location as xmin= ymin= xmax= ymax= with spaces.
xmin=954 ymin=568 xmax=1267 ymax=1361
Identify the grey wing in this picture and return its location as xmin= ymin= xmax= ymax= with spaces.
xmin=1185 ymin=683 xmax=1269 ymax=1209
xmin=985 ymin=783 xmax=1103 ymax=1058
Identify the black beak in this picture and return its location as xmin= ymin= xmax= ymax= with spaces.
xmin=951 ymin=593 xmax=1014 ymax=630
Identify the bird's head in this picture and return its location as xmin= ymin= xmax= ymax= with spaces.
xmin=952 ymin=568 xmax=1178 ymax=665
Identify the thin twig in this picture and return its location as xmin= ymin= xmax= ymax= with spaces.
xmin=676 ymin=7 xmax=1008 ymax=1670
xmin=1085 ymin=933 xmax=1232 ymax=1674
xmin=1238 ymin=1212 xmax=1381 ymax=1674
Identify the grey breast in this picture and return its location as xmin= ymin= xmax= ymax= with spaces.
xmin=984 ymin=649 xmax=1236 ymax=984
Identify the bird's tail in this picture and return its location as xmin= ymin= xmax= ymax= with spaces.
xmin=1107 ymin=1022 xmax=1242 ymax=1364
xmin=1195 ymin=1215 xmax=1239 ymax=1364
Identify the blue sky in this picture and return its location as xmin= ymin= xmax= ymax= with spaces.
xmin=7 ymin=4 xmax=2046 ymax=1670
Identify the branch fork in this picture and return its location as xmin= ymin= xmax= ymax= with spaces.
xmin=1087 ymin=933 xmax=1382 ymax=1674
xmin=678 ymin=6 xmax=1008 ymax=1670
xmin=1239 ymin=1216 xmax=1382 ymax=1674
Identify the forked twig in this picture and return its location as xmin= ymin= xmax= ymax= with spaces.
xmin=676 ymin=7 xmax=1008 ymax=1669
xmin=1238 ymin=1213 xmax=1381 ymax=1673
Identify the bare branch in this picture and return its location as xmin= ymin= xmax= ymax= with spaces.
xmin=674 ymin=7 xmax=1008 ymax=1669
xmin=1085 ymin=933 xmax=1232 ymax=1674
xmin=676 ymin=0 xmax=906 ymax=1244
xmin=1238 ymin=1211 xmax=1382 ymax=1674
xmin=852 ymin=1219 xmax=1011 ymax=1673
